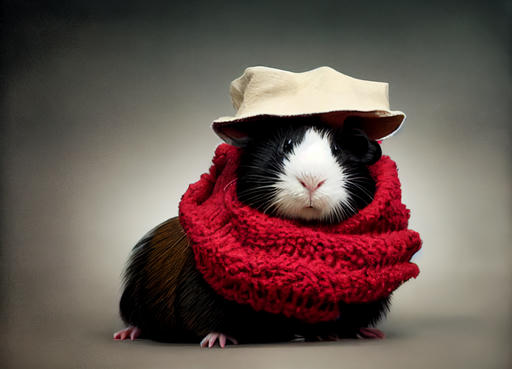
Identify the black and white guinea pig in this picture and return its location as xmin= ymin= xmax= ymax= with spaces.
xmin=114 ymin=119 xmax=389 ymax=347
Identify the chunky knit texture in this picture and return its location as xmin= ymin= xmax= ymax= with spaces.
xmin=179 ymin=144 xmax=421 ymax=323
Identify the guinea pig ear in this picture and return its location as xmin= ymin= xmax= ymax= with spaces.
xmin=341 ymin=127 xmax=382 ymax=165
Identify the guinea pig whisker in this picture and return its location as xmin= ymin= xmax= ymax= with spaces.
xmin=239 ymin=190 xmax=279 ymax=204
xmin=328 ymin=208 xmax=339 ymax=224
xmin=344 ymin=173 xmax=374 ymax=182
xmin=344 ymin=200 xmax=358 ymax=216
xmin=237 ymin=186 xmax=280 ymax=198
xmin=223 ymin=178 xmax=237 ymax=192
xmin=238 ymin=183 xmax=279 ymax=191
xmin=344 ymin=181 xmax=374 ymax=200
xmin=262 ymin=196 xmax=284 ymax=216
xmin=239 ymin=194 xmax=277 ymax=206
xmin=264 ymin=193 xmax=297 ymax=216
xmin=344 ymin=173 xmax=375 ymax=184
xmin=238 ymin=187 xmax=281 ymax=209
xmin=242 ymin=175 xmax=281 ymax=182
xmin=332 ymin=202 xmax=352 ymax=222
xmin=327 ymin=206 xmax=339 ymax=223
xmin=346 ymin=191 xmax=373 ymax=205
xmin=333 ymin=204 xmax=344 ymax=221
xmin=238 ymin=164 xmax=283 ymax=177
xmin=342 ymin=175 xmax=374 ymax=198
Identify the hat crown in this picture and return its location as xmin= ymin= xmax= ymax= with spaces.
xmin=229 ymin=66 xmax=390 ymax=117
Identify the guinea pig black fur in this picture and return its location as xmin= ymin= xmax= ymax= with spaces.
xmin=114 ymin=120 xmax=390 ymax=347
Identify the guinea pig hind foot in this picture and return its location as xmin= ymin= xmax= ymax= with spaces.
xmin=113 ymin=326 xmax=141 ymax=341
xmin=356 ymin=327 xmax=385 ymax=339
xmin=200 ymin=332 xmax=238 ymax=348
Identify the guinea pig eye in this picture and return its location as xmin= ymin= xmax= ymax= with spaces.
xmin=332 ymin=142 xmax=340 ymax=154
xmin=282 ymin=138 xmax=294 ymax=153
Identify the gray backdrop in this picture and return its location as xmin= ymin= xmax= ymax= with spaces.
xmin=2 ymin=1 xmax=511 ymax=368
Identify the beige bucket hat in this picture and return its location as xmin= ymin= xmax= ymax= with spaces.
xmin=212 ymin=66 xmax=406 ymax=146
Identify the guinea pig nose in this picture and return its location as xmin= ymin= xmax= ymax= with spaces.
xmin=298 ymin=177 xmax=326 ymax=192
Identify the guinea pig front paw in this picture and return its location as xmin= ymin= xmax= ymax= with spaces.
xmin=200 ymin=332 xmax=238 ymax=348
xmin=113 ymin=326 xmax=141 ymax=341
xmin=356 ymin=327 xmax=385 ymax=339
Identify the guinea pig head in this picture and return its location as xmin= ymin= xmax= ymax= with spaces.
xmin=236 ymin=122 xmax=382 ymax=224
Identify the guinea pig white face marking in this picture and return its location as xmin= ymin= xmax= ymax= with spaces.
xmin=272 ymin=128 xmax=350 ymax=222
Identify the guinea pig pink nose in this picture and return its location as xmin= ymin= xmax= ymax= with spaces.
xmin=298 ymin=177 xmax=326 ymax=192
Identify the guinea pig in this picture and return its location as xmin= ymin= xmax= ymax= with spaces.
xmin=114 ymin=119 xmax=390 ymax=347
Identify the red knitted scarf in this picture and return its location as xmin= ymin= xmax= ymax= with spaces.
xmin=179 ymin=144 xmax=421 ymax=323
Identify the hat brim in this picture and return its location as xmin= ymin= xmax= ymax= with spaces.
xmin=212 ymin=110 xmax=406 ymax=147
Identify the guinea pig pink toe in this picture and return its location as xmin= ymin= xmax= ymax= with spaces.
xmin=129 ymin=327 xmax=141 ymax=340
xmin=113 ymin=326 xmax=141 ymax=341
xmin=200 ymin=332 xmax=238 ymax=348
xmin=356 ymin=327 xmax=385 ymax=339
xmin=219 ymin=334 xmax=227 ymax=348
